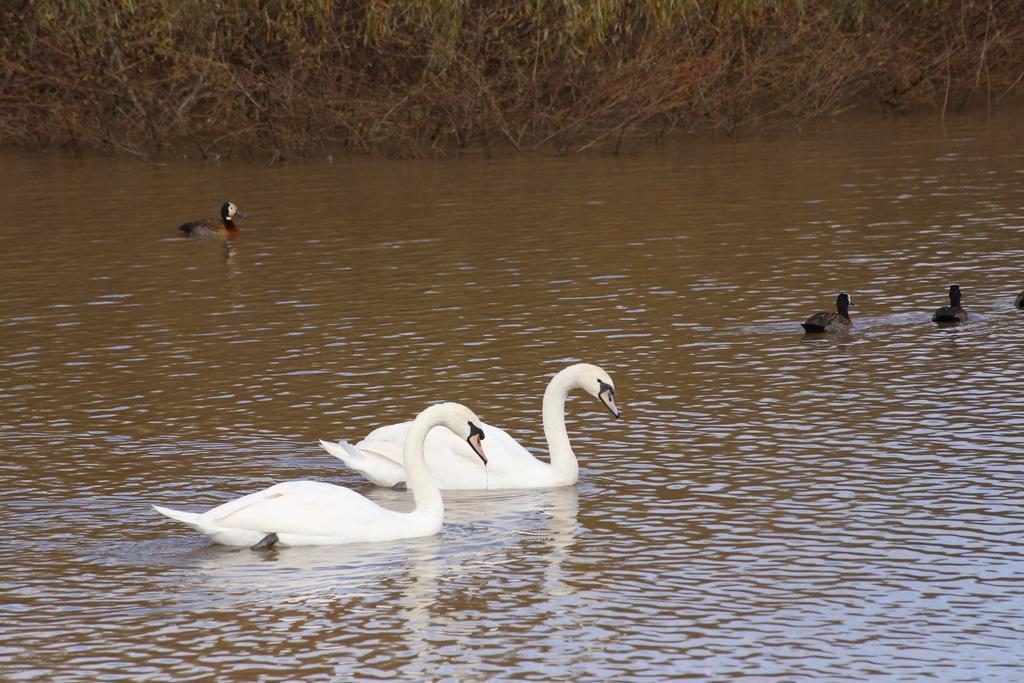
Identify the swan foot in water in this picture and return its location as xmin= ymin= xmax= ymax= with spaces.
xmin=391 ymin=481 xmax=407 ymax=491
xmin=251 ymin=533 xmax=279 ymax=550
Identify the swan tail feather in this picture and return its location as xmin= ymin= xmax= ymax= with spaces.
xmin=319 ymin=439 xmax=365 ymax=466
xmin=152 ymin=504 xmax=203 ymax=529
xmin=319 ymin=439 xmax=405 ymax=487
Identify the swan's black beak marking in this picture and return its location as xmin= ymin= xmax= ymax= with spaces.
xmin=598 ymin=379 xmax=621 ymax=418
xmin=467 ymin=421 xmax=487 ymax=465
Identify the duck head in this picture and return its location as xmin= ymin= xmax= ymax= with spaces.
xmin=221 ymin=202 xmax=249 ymax=223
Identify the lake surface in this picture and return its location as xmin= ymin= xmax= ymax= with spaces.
xmin=2 ymin=109 xmax=1024 ymax=681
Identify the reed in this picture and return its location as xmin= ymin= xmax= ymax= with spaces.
xmin=1 ymin=0 xmax=1021 ymax=159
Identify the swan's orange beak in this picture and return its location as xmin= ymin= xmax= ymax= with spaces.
xmin=467 ymin=423 xmax=487 ymax=465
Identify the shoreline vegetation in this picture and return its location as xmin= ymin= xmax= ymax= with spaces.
xmin=2 ymin=1 xmax=1022 ymax=161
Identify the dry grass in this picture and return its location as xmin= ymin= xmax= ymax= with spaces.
xmin=1 ymin=0 xmax=1022 ymax=159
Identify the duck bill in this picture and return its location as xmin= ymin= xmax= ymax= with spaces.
xmin=236 ymin=211 xmax=249 ymax=219
xmin=466 ymin=433 xmax=487 ymax=465
xmin=599 ymin=391 xmax=621 ymax=419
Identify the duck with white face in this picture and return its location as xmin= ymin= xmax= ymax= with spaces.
xmin=179 ymin=202 xmax=249 ymax=238
xmin=320 ymin=363 xmax=622 ymax=490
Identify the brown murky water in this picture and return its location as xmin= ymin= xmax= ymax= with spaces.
xmin=3 ymin=109 xmax=1024 ymax=680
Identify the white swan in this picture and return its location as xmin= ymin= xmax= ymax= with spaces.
xmin=152 ymin=402 xmax=487 ymax=548
xmin=320 ymin=363 xmax=619 ymax=490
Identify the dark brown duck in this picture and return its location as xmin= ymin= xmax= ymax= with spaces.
xmin=802 ymin=292 xmax=853 ymax=333
xmin=932 ymin=284 xmax=968 ymax=323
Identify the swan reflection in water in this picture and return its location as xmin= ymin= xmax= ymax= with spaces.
xmin=375 ymin=485 xmax=581 ymax=677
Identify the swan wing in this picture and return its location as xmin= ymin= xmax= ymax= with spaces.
xmin=463 ymin=423 xmax=560 ymax=488
xmin=199 ymin=480 xmax=399 ymax=538
xmin=355 ymin=421 xmax=414 ymax=461
xmin=319 ymin=438 xmax=407 ymax=487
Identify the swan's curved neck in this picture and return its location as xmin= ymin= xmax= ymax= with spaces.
xmin=403 ymin=407 xmax=446 ymax=521
xmin=542 ymin=368 xmax=580 ymax=485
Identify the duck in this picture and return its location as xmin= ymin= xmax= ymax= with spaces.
xmin=1015 ymin=291 xmax=1024 ymax=309
xmin=152 ymin=402 xmax=487 ymax=548
xmin=178 ymin=202 xmax=248 ymax=238
xmin=801 ymin=292 xmax=853 ymax=332
xmin=320 ymin=363 xmax=620 ymax=490
xmin=932 ymin=284 xmax=968 ymax=323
